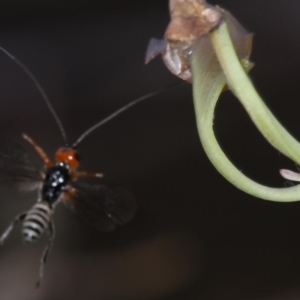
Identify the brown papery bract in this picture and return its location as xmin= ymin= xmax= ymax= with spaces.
xmin=166 ymin=0 xmax=221 ymax=43
xmin=146 ymin=0 xmax=222 ymax=82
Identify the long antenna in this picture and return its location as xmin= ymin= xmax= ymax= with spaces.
xmin=73 ymin=82 xmax=184 ymax=148
xmin=0 ymin=46 xmax=68 ymax=145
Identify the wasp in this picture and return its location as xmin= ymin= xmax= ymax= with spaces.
xmin=0 ymin=47 xmax=175 ymax=287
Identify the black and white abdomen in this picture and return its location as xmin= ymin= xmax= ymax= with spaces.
xmin=22 ymin=202 xmax=52 ymax=243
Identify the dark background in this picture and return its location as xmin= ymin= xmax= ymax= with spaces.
xmin=0 ymin=1 xmax=299 ymax=299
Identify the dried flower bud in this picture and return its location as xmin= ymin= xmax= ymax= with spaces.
xmin=145 ymin=0 xmax=222 ymax=82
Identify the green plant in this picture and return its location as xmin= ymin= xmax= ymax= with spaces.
xmin=147 ymin=1 xmax=300 ymax=202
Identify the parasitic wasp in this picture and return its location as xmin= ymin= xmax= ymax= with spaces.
xmin=0 ymin=47 xmax=180 ymax=287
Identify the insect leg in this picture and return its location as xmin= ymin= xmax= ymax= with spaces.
xmin=62 ymin=187 xmax=76 ymax=201
xmin=36 ymin=221 xmax=55 ymax=288
xmin=0 ymin=212 xmax=27 ymax=245
xmin=22 ymin=133 xmax=53 ymax=168
xmin=71 ymin=171 xmax=103 ymax=179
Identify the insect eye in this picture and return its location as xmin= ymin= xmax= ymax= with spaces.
xmin=74 ymin=152 xmax=80 ymax=162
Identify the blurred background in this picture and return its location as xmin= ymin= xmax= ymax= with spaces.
xmin=0 ymin=0 xmax=300 ymax=299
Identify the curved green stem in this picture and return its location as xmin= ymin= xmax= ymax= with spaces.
xmin=191 ymin=22 xmax=300 ymax=202
xmin=211 ymin=22 xmax=300 ymax=165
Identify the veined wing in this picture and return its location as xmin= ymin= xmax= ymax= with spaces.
xmin=63 ymin=182 xmax=137 ymax=232
xmin=0 ymin=139 xmax=41 ymax=190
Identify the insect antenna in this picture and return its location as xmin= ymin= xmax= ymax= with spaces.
xmin=72 ymin=82 xmax=185 ymax=148
xmin=0 ymin=46 xmax=68 ymax=145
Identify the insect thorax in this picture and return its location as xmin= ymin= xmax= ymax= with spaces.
xmin=42 ymin=162 xmax=70 ymax=205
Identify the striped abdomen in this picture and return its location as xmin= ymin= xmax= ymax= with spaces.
xmin=22 ymin=202 xmax=52 ymax=243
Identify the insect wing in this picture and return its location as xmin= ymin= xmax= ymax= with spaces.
xmin=63 ymin=182 xmax=137 ymax=231
xmin=0 ymin=139 xmax=41 ymax=190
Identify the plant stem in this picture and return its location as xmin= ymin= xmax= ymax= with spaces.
xmin=191 ymin=22 xmax=300 ymax=202
xmin=211 ymin=22 xmax=300 ymax=165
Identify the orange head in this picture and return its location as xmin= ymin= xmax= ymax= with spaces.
xmin=55 ymin=147 xmax=79 ymax=170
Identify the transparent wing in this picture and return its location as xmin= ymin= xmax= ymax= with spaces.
xmin=0 ymin=139 xmax=41 ymax=190
xmin=63 ymin=182 xmax=137 ymax=232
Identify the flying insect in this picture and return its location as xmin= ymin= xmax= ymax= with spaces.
xmin=0 ymin=47 xmax=175 ymax=287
